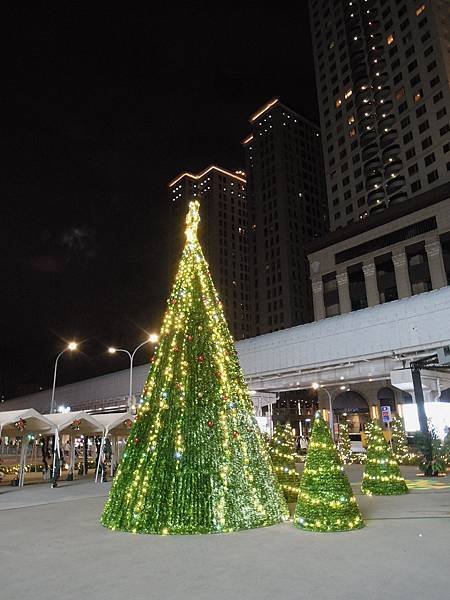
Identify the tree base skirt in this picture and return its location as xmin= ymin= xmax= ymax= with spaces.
xmin=100 ymin=516 xmax=287 ymax=536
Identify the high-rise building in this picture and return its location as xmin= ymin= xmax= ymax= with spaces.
xmin=242 ymin=99 xmax=328 ymax=334
xmin=168 ymin=165 xmax=252 ymax=340
xmin=309 ymin=0 xmax=450 ymax=230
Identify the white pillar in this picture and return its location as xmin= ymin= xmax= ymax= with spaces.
xmin=425 ymin=239 xmax=447 ymax=290
xmin=392 ymin=250 xmax=412 ymax=299
xmin=362 ymin=261 xmax=380 ymax=307
xmin=336 ymin=270 xmax=351 ymax=314
xmin=311 ymin=278 xmax=326 ymax=321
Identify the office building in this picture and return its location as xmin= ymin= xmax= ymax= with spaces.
xmin=307 ymin=182 xmax=450 ymax=320
xmin=242 ymin=99 xmax=328 ymax=334
xmin=168 ymin=165 xmax=252 ymax=340
xmin=309 ymin=0 xmax=450 ymax=229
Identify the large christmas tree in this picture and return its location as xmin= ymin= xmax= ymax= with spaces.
xmin=102 ymin=201 xmax=288 ymax=534
xmin=294 ymin=412 xmax=364 ymax=532
xmin=269 ymin=423 xmax=300 ymax=503
xmin=361 ymin=420 xmax=408 ymax=496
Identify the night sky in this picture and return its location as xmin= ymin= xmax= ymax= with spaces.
xmin=2 ymin=5 xmax=317 ymax=399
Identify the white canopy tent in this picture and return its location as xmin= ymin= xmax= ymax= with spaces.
xmin=92 ymin=412 xmax=134 ymax=482
xmin=43 ymin=412 xmax=104 ymax=479
xmin=0 ymin=409 xmax=54 ymax=486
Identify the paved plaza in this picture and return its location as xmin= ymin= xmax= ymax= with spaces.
xmin=1 ymin=468 xmax=449 ymax=600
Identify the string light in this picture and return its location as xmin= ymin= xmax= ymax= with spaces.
xmin=269 ymin=423 xmax=300 ymax=504
xmin=294 ymin=412 xmax=364 ymax=532
xmin=101 ymin=200 xmax=288 ymax=534
xmin=361 ymin=420 xmax=408 ymax=496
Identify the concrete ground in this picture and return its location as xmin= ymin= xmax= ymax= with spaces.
xmin=1 ymin=468 xmax=449 ymax=600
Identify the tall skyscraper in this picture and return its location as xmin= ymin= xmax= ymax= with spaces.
xmin=309 ymin=0 xmax=450 ymax=230
xmin=168 ymin=165 xmax=252 ymax=340
xmin=242 ymin=99 xmax=328 ymax=334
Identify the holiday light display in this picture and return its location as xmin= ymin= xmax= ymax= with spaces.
xmin=269 ymin=423 xmax=300 ymax=503
xmin=390 ymin=416 xmax=410 ymax=464
xmin=337 ymin=422 xmax=353 ymax=465
xmin=361 ymin=420 xmax=408 ymax=496
xmin=101 ymin=200 xmax=288 ymax=534
xmin=294 ymin=412 xmax=364 ymax=532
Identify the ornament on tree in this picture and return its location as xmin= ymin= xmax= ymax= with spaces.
xmin=207 ymin=421 xmax=214 ymax=428
xmin=269 ymin=423 xmax=300 ymax=504
xmin=197 ymin=354 xmax=205 ymax=363
xmin=101 ymin=200 xmax=287 ymax=535
xmin=294 ymin=412 xmax=364 ymax=532
xmin=361 ymin=420 xmax=408 ymax=496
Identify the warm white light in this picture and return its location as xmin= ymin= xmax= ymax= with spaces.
xmin=311 ymin=382 xmax=320 ymax=390
xmin=148 ymin=333 xmax=159 ymax=344
xmin=108 ymin=347 xmax=117 ymax=354
xmin=68 ymin=342 xmax=78 ymax=351
xmin=340 ymin=385 xmax=346 ymax=390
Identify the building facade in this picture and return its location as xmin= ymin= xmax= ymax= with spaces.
xmin=168 ymin=165 xmax=252 ymax=340
xmin=242 ymin=99 xmax=328 ymax=334
xmin=307 ymin=182 xmax=450 ymax=320
xmin=309 ymin=0 xmax=450 ymax=229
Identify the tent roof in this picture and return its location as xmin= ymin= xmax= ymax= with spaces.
xmin=0 ymin=408 xmax=54 ymax=435
xmin=92 ymin=412 xmax=134 ymax=433
xmin=43 ymin=411 xmax=103 ymax=434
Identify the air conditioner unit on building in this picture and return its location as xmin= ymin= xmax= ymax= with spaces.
xmin=437 ymin=346 xmax=450 ymax=365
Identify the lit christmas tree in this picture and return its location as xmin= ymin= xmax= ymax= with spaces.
xmin=361 ymin=420 xmax=408 ymax=496
xmin=337 ymin=422 xmax=353 ymax=465
xmin=269 ymin=423 xmax=300 ymax=503
xmin=101 ymin=201 xmax=288 ymax=534
xmin=390 ymin=416 xmax=410 ymax=464
xmin=294 ymin=412 xmax=364 ymax=532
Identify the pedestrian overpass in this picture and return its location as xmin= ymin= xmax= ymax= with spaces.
xmin=2 ymin=287 xmax=450 ymax=415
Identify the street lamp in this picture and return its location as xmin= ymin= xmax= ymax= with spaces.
xmin=312 ymin=382 xmax=334 ymax=440
xmin=50 ymin=342 xmax=78 ymax=414
xmin=108 ymin=334 xmax=159 ymax=412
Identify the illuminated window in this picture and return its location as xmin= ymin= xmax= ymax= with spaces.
xmin=387 ymin=33 xmax=395 ymax=45
xmin=349 ymin=127 xmax=356 ymax=138
xmin=335 ymin=97 xmax=342 ymax=108
xmin=348 ymin=114 xmax=355 ymax=124
xmin=344 ymin=89 xmax=353 ymax=99
xmin=416 ymin=4 xmax=426 ymax=16
xmin=395 ymin=87 xmax=405 ymax=101
xmin=413 ymin=89 xmax=424 ymax=103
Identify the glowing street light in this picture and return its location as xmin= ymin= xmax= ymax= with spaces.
xmin=108 ymin=334 xmax=159 ymax=413
xmin=50 ymin=342 xmax=78 ymax=414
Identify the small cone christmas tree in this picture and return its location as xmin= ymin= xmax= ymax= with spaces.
xmin=269 ymin=423 xmax=300 ymax=503
xmin=101 ymin=201 xmax=288 ymax=534
xmin=294 ymin=412 xmax=364 ymax=532
xmin=390 ymin=416 xmax=409 ymax=464
xmin=337 ymin=422 xmax=353 ymax=465
xmin=361 ymin=420 xmax=408 ymax=496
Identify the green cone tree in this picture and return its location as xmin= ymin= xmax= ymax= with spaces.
xmin=390 ymin=416 xmax=409 ymax=464
xmin=294 ymin=412 xmax=364 ymax=532
xmin=361 ymin=420 xmax=408 ymax=496
xmin=337 ymin=422 xmax=353 ymax=465
xmin=269 ymin=423 xmax=300 ymax=503
xmin=101 ymin=201 xmax=288 ymax=534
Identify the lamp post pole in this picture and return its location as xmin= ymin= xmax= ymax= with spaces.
xmin=50 ymin=342 xmax=78 ymax=414
xmin=312 ymin=383 xmax=334 ymax=440
xmin=109 ymin=335 xmax=159 ymax=412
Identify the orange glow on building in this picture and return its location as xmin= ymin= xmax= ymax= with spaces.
xmin=249 ymin=98 xmax=279 ymax=123
xmin=169 ymin=165 xmax=246 ymax=188
xmin=241 ymin=134 xmax=253 ymax=145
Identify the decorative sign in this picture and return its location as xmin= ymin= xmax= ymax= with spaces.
xmin=381 ymin=405 xmax=392 ymax=424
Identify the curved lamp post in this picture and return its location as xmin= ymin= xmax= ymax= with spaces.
xmin=312 ymin=382 xmax=334 ymax=440
xmin=50 ymin=342 xmax=78 ymax=414
xmin=108 ymin=334 xmax=159 ymax=412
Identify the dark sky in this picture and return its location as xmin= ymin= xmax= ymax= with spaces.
xmin=2 ymin=4 xmax=317 ymax=398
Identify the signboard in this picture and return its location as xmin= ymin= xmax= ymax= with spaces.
xmin=381 ymin=405 xmax=392 ymax=423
